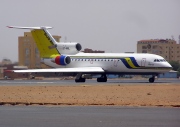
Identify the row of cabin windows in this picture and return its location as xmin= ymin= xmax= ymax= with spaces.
xmin=71 ymin=59 xmax=120 ymax=62
xmin=154 ymin=59 xmax=166 ymax=62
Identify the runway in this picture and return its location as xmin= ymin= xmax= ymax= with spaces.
xmin=0 ymin=78 xmax=180 ymax=86
xmin=0 ymin=79 xmax=179 ymax=126
xmin=0 ymin=106 xmax=179 ymax=127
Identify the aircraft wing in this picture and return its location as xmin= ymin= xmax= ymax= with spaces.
xmin=7 ymin=67 xmax=104 ymax=73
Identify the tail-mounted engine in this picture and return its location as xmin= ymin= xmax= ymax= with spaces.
xmin=49 ymin=42 xmax=82 ymax=55
xmin=51 ymin=55 xmax=71 ymax=65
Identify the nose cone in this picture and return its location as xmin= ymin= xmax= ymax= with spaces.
xmin=165 ymin=62 xmax=173 ymax=70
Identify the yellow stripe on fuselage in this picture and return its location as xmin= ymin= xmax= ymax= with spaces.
xmin=31 ymin=29 xmax=59 ymax=58
xmin=125 ymin=58 xmax=137 ymax=68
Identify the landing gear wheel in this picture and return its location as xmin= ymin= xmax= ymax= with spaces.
xmin=75 ymin=73 xmax=86 ymax=83
xmin=97 ymin=74 xmax=107 ymax=82
xmin=75 ymin=78 xmax=86 ymax=83
xmin=149 ymin=77 xmax=155 ymax=83
xmin=97 ymin=78 xmax=107 ymax=82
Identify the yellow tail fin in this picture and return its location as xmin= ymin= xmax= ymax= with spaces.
xmin=7 ymin=26 xmax=60 ymax=58
xmin=31 ymin=29 xmax=59 ymax=58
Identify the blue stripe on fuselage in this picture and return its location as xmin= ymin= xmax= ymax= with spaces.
xmin=120 ymin=58 xmax=132 ymax=68
xmin=129 ymin=57 xmax=140 ymax=67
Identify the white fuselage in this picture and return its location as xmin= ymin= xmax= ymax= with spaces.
xmin=42 ymin=52 xmax=172 ymax=75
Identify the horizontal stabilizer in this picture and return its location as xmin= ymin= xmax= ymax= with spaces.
xmin=7 ymin=67 xmax=104 ymax=73
xmin=7 ymin=26 xmax=52 ymax=29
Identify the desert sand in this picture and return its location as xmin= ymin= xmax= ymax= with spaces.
xmin=0 ymin=84 xmax=180 ymax=107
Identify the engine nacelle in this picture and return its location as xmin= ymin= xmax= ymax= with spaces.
xmin=51 ymin=55 xmax=71 ymax=65
xmin=55 ymin=42 xmax=82 ymax=55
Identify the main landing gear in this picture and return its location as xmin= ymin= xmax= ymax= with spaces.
xmin=149 ymin=76 xmax=155 ymax=83
xmin=75 ymin=73 xmax=86 ymax=83
xmin=97 ymin=74 xmax=107 ymax=82
xmin=75 ymin=78 xmax=85 ymax=82
xmin=75 ymin=73 xmax=108 ymax=83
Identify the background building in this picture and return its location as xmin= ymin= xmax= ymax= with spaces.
xmin=82 ymin=48 xmax=105 ymax=53
xmin=137 ymin=39 xmax=180 ymax=63
xmin=18 ymin=32 xmax=61 ymax=69
xmin=0 ymin=58 xmax=12 ymax=65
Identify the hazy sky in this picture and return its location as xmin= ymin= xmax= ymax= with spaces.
xmin=0 ymin=0 xmax=180 ymax=62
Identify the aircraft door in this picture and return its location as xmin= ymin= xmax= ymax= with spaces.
xmin=141 ymin=58 xmax=146 ymax=67
xmin=113 ymin=59 xmax=118 ymax=67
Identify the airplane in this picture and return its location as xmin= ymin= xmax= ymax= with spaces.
xmin=7 ymin=26 xmax=172 ymax=83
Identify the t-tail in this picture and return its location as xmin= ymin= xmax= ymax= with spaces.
xmin=7 ymin=26 xmax=71 ymax=65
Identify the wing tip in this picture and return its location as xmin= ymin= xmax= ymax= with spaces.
xmin=7 ymin=26 xmax=13 ymax=28
xmin=4 ymin=70 xmax=14 ymax=72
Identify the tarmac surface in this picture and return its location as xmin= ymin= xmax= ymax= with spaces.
xmin=0 ymin=79 xmax=179 ymax=127
xmin=0 ymin=78 xmax=180 ymax=86
xmin=0 ymin=106 xmax=179 ymax=127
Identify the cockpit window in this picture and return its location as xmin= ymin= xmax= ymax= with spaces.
xmin=154 ymin=59 xmax=167 ymax=62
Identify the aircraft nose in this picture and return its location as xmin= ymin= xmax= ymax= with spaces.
xmin=165 ymin=62 xmax=172 ymax=69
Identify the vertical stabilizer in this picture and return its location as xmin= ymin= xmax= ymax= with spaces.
xmin=7 ymin=26 xmax=60 ymax=58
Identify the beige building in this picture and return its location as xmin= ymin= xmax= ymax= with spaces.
xmin=18 ymin=32 xmax=61 ymax=69
xmin=82 ymin=48 xmax=105 ymax=53
xmin=137 ymin=39 xmax=180 ymax=62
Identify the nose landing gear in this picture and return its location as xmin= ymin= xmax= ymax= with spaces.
xmin=149 ymin=76 xmax=155 ymax=83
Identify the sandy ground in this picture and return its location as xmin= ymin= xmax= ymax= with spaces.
xmin=0 ymin=84 xmax=180 ymax=107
